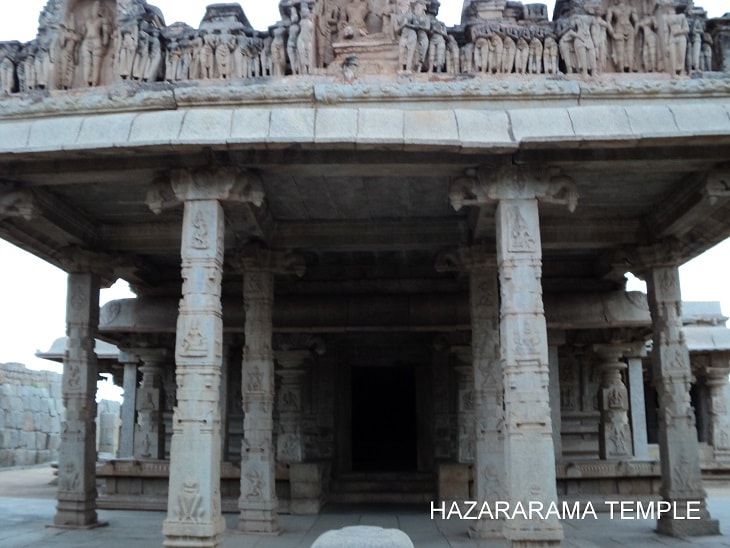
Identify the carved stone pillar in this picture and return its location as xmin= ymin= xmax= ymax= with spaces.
xmin=706 ymin=364 xmax=730 ymax=462
xmin=626 ymin=344 xmax=650 ymax=460
xmin=449 ymin=165 xmax=576 ymax=546
xmin=595 ymin=344 xmax=633 ymax=460
xmin=645 ymin=260 xmax=719 ymax=536
xmin=236 ymin=247 xmax=305 ymax=535
xmin=275 ymin=350 xmax=309 ymax=464
xmin=117 ymin=352 xmax=139 ymax=459
xmin=54 ymin=272 xmax=102 ymax=528
xmin=453 ymin=351 xmax=475 ymax=464
xmin=147 ymin=167 xmax=265 ymax=548
xmin=468 ymin=258 xmax=503 ymax=539
xmin=547 ymin=334 xmax=564 ymax=462
xmin=134 ymin=349 xmax=168 ymax=460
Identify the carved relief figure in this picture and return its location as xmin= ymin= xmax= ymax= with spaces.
xmin=688 ymin=19 xmax=703 ymax=72
xmin=132 ymin=29 xmax=149 ymax=80
xmin=413 ymin=0 xmax=431 ymax=72
xmin=343 ymin=0 xmax=370 ymax=38
xmin=428 ymin=18 xmax=447 ymax=73
xmin=189 ymin=33 xmax=204 ymax=80
xmin=446 ymin=34 xmax=460 ymax=74
xmin=590 ymin=15 xmax=610 ymax=73
xmin=606 ymin=0 xmax=638 ymax=72
xmin=215 ymin=31 xmax=236 ymax=79
xmin=315 ymin=0 xmax=340 ymax=68
xmin=81 ymin=1 xmax=112 ymax=86
xmin=117 ymin=23 xmax=138 ymax=80
xmin=514 ymin=28 xmax=530 ymax=74
xmin=701 ymin=31 xmax=713 ymax=72
xmin=395 ymin=1 xmax=418 ymax=72
xmin=502 ymin=27 xmax=517 ymax=73
xmin=58 ymin=15 xmax=81 ymax=89
xmin=381 ymin=0 xmax=396 ymax=41
xmin=488 ymin=28 xmax=504 ymax=74
xmin=0 ymin=47 xmax=16 ymax=95
xmin=23 ymin=46 xmax=38 ymax=91
xmin=528 ymin=29 xmax=544 ymax=73
xmin=35 ymin=32 xmax=54 ymax=90
xmin=201 ymin=30 xmax=217 ymax=79
xmin=638 ymin=16 xmax=658 ymax=72
xmin=297 ymin=3 xmax=316 ymax=75
xmin=271 ymin=22 xmax=288 ymax=76
xmin=664 ymin=12 xmax=689 ymax=75
xmin=144 ymin=29 xmax=162 ymax=82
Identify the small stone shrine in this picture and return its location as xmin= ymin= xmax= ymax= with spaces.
xmin=1 ymin=0 xmax=730 ymax=546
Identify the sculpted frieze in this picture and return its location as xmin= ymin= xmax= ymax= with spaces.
xmin=0 ymin=0 xmax=722 ymax=97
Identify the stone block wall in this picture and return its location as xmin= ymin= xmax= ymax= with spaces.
xmin=0 ymin=363 xmax=63 ymax=467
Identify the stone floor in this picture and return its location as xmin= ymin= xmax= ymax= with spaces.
xmin=3 ymin=466 xmax=730 ymax=547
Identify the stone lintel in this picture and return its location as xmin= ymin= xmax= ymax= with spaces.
xmin=232 ymin=246 xmax=306 ymax=277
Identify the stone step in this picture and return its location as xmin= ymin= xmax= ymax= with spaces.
xmin=328 ymin=491 xmax=435 ymax=504
xmin=330 ymin=472 xmax=436 ymax=504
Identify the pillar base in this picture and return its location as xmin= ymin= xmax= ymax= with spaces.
xmin=656 ymin=500 xmax=720 ymax=537
xmin=469 ymin=519 xmax=503 ymax=539
xmin=238 ymin=505 xmax=280 ymax=535
xmin=53 ymin=499 xmax=101 ymax=529
xmin=504 ymin=519 xmax=563 ymax=547
xmin=162 ymin=516 xmax=226 ymax=548
xmin=48 ymin=520 xmax=108 ymax=530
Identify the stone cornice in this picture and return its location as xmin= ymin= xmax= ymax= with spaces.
xmin=1 ymin=77 xmax=729 ymax=121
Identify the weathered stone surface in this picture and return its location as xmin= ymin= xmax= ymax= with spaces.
xmin=311 ymin=525 xmax=414 ymax=548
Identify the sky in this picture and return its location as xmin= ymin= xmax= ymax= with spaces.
xmin=0 ymin=0 xmax=729 ymax=377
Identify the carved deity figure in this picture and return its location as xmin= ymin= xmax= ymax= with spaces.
xmin=471 ymin=27 xmax=489 ymax=73
xmin=394 ymin=1 xmax=419 ymax=72
xmin=701 ymin=31 xmax=713 ymax=72
xmin=144 ymin=29 xmax=162 ymax=82
xmin=287 ymin=7 xmax=300 ymax=74
xmin=502 ymin=27 xmax=517 ymax=73
xmin=514 ymin=29 xmax=530 ymax=74
xmin=664 ymin=12 xmax=689 ymax=76
xmin=381 ymin=0 xmax=396 ymax=41
xmin=297 ymin=3 xmax=316 ymax=75
xmin=570 ymin=15 xmax=597 ymax=75
xmin=117 ymin=24 xmax=138 ymax=80
xmin=271 ymin=22 xmax=288 ymax=76
xmin=260 ymin=35 xmax=273 ymax=76
xmin=488 ymin=29 xmax=504 ymax=74
xmin=413 ymin=0 xmax=431 ymax=72
xmin=590 ymin=16 xmax=610 ymax=74
xmin=166 ymin=39 xmax=180 ymax=81
xmin=543 ymin=32 xmax=558 ymax=74
xmin=132 ymin=29 xmax=149 ymax=80
xmin=0 ymin=51 xmax=15 ymax=95
xmin=446 ymin=34 xmax=460 ymax=74
xmin=35 ymin=31 xmax=54 ymax=90
xmin=460 ymin=42 xmax=474 ymax=74
xmin=201 ymin=30 xmax=218 ymax=79
xmin=81 ymin=1 xmax=112 ymax=86
xmin=58 ymin=15 xmax=81 ymax=89
xmin=606 ymin=0 xmax=638 ymax=72
xmin=528 ymin=30 xmax=544 ymax=73
xmin=315 ymin=0 xmax=340 ymax=68
xmin=428 ymin=19 xmax=447 ymax=73
xmin=215 ymin=31 xmax=236 ymax=79
xmin=638 ymin=16 xmax=658 ymax=72
xmin=688 ymin=19 xmax=703 ymax=72
xmin=343 ymin=0 xmax=370 ymax=39
xmin=23 ymin=46 xmax=38 ymax=91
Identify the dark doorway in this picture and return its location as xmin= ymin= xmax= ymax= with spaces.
xmin=351 ymin=366 xmax=417 ymax=471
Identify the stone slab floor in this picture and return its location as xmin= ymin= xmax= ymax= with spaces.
xmin=3 ymin=466 xmax=730 ymax=547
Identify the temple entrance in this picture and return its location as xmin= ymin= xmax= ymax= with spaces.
xmin=351 ymin=365 xmax=417 ymax=471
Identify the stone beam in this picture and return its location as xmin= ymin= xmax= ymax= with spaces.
xmin=99 ymin=290 xmax=655 ymax=335
xmin=646 ymin=167 xmax=730 ymax=241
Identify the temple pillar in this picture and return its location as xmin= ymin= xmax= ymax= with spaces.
xmin=626 ymin=346 xmax=650 ymax=460
xmin=117 ymin=351 xmax=139 ymax=458
xmin=134 ymin=349 xmax=168 ymax=460
xmin=236 ymin=247 xmax=305 ymax=535
xmin=54 ymin=272 xmax=102 ymax=528
xmin=275 ymin=350 xmax=309 ymax=464
xmin=468 ymin=256 xmax=503 ymax=539
xmin=448 ymin=165 xmax=577 ymax=546
xmin=706 ymin=364 xmax=730 ymax=462
xmin=595 ymin=344 xmax=633 ymax=459
xmin=497 ymin=196 xmax=562 ymax=546
xmin=547 ymin=333 xmax=564 ymax=462
xmin=146 ymin=167 xmax=265 ymax=548
xmin=644 ymin=260 xmax=719 ymax=536
xmin=453 ymin=350 xmax=475 ymax=464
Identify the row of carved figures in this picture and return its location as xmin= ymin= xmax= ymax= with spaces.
xmin=0 ymin=3 xmax=718 ymax=94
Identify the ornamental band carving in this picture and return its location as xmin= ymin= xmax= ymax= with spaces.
xmin=0 ymin=0 xmax=725 ymax=96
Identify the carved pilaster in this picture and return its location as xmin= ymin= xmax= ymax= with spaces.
xmin=162 ymin=174 xmax=233 ymax=548
xmin=133 ymin=349 xmax=168 ymax=460
xmin=275 ymin=351 xmax=309 ymax=464
xmin=236 ymin=247 xmax=304 ymax=535
xmin=706 ymin=365 xmax=730 ymax=462
xmin=594 ymin=344 xmax=633 ymax=460
xmin=645 ymin=261 xmax=719 ymax=536
xmin=54 ymin=272 xmax=102 ymax=529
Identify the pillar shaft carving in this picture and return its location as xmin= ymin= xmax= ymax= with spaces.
xmin=453 ymin=356 xmax=475 ymax=464
xmin=646 ymin=264 xmax=719 ymax=536
xmin=275 ymin=350 xmax=310 ymax=464
xmin=133 ymin=350 xmax=168 ymax=460
xmin=496 ymin=196 xmax=562 ymax=545
xmin=238 ymin=263 xmax=278 ymax=534
xmin=163 ymin=197 xmax=226 ymax=547
xmin=54 ymin=272 xmax=101 ymax=528
xmin=468 ymin=264 xmax=504 ymax=539
xmin=594 ymin=345 xmax=633 ymax=460
xmin=706 ymin=366 xmax=730 ymax=461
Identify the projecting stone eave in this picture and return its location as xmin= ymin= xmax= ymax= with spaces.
xmin=0 ymin=77 xmax=729 ymax=158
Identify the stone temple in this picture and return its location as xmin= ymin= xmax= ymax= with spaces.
xmin=1 ymin=0 xmax=730 ymax=545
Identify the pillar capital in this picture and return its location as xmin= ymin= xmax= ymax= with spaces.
xmin=0 ymin=186 xmax=36 ymax=220
xmin=435 ymin=243 xmax=496 ymax=273
xmin=448 ymin=163 xmax=578 ymax=213
xmin=146 ymin=167 xmax=265 ymax=213
xmin=593 ymin=343 xmax=631 ymax=365
xmin=232 ymin=245 xmax=306 ymax=277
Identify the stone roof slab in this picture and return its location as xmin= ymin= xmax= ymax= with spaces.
xmin=314 ymin=108 xmax=358 ymax=147
xmin=508 ymin=107 xmax=575 ymax=144
xmin=177 ymin=108 xmax=234 ymax=144
xmin=268 ymin=108 xmax=316 ymax=147
xmin=128 ymin=110 xmax=186 ymax=147
xmin=454 ymin=109 xmax=514 ymax=153
xmin=623 ymin=105 xmax=680 ymax=139
xmin=356 ymin=108 xmax=404 ymax=149
xmin=229 ymin=108 xmax=272 ymax=144
xmin=27 ymin=116 xmax=84 ymax=152
xmin=670 ymin=103 xmax=730 ymax=135
xmin=75 ymin=113 xmax=137 ymax=149
xmin=403 ymin=110 xmax=460 ymax=149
